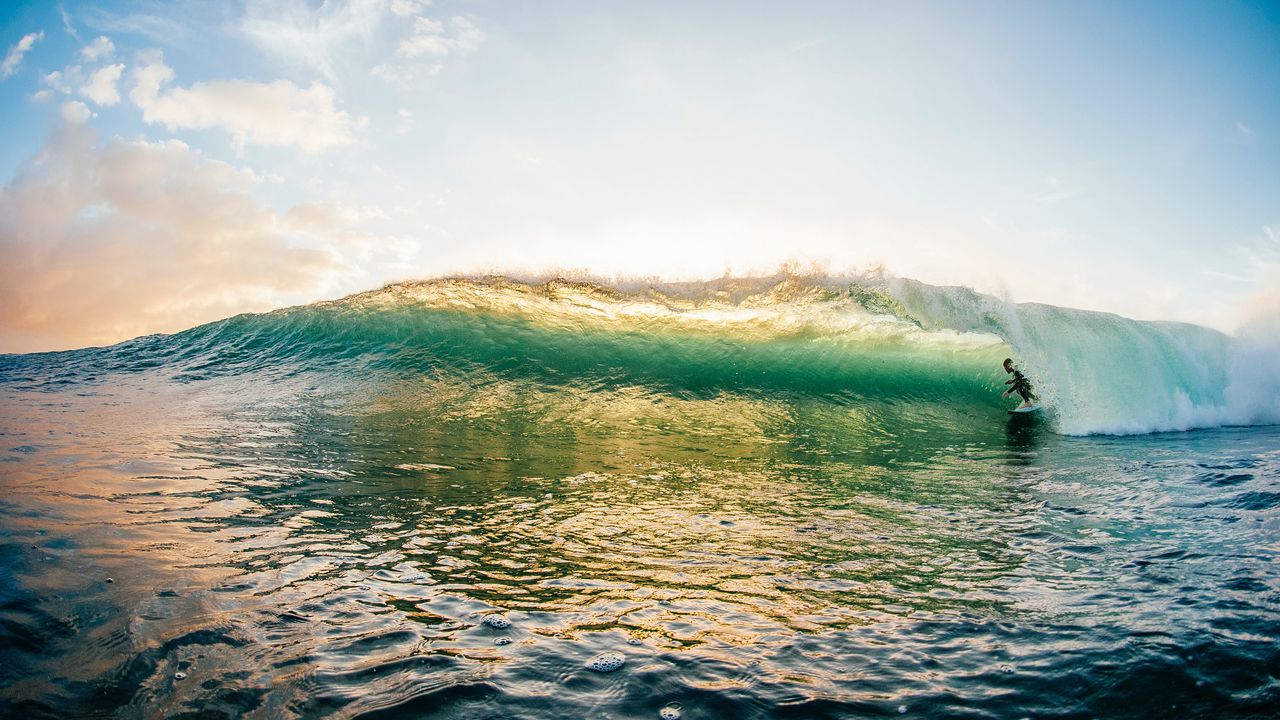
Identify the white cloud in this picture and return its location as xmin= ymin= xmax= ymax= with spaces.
xmin=129 ymin=52 xmax=357 ymax=153
xmin=81 ymin=63 xmax=125 ymax=106
xmin=2 ymin=31 xmax=44 ymax=79
xmin=241 ymin=0 xmax=387 ymax=79
xmin=286 ymin=202 xmax=361 ymax=228
xmin=80 ymin=8 xmax=183 ymax=43
xmin=58 ymin=99 xmax=92 ymax=124
xmin=448 ymin=16 xmax=482 ymax=55
xmin=31 ymin=89 xmax=54 ymax=103
xmin=412 ymin=17 xmax=445 ymax=37
xmin=371 ymin=63 xmax=401 ymax=83
xmin=80 ymin=35 xmax=114 ymax=61
xmin=371 ymin=62 xmax=440 ymax=86
xmin=398 ymin=15 xmax=482 ymax=59
xmin=42 ymin=69 xmax=71 ymax=93
xmin=0 ymin=116 xmax=366 ymax=352
xmin=390 ymin=0 xmax=432 ymax=17
xmin=1238 ymin=225 xmax=1280 ymax=279
xmin=283 ymin=202 xmax=417 ymax=265
xmin=399 ymin=29 xmax=449 ymax=58
xmin=59 ymin=5 xmax=81 ymax=41
xmin=1233 ymin=121 xmax=1256 ymax=146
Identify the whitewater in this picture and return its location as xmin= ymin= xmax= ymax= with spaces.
xmin=1 ymin=273 xmax=1277 ymax=718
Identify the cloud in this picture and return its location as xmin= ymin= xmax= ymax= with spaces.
xmin=81 ymin=63 xmax=125 ymax=105
xmin=58 ymin=99 xmax=92 ymax=124
xmin=390 ymin=0 xmax=432 ymax=17
xmin=80 ymin=8 xmax=184 ymax=43
xmin=2 ymin=31 xmax=44 ymax=79
xmin=286 ymin=202 xmax=362 ymax=228
xmin=377 ymin=13 xmax=480 ymax=85
xmin=37 ymin=53 xmax=125 ymax=107
xmin=398 ymin=18 xmax=449 ymax=57
xmin=0 ymin=113 xmax=361 ymax=352
xmin=129 ymin=51 xmax=357 ymax=153
xmin=59 ymin=5 xmax=80 ymax=41
xmin=1237 ymin=225 xmax=1280 ymax=281
xmin=42 ymin=69 xmax=71 ymax=93
xmin=447 ymin=16 xmax=483 ymax=54
xmin=395 ymin=107 xmax=413 ymax=134
xmin=371 ymin=61 xmax=441 ymax=86
xmin=372 ymin=62 xmax=409 ymax=84
xmin=240 ymin=0 xmax=388 ymax=79
xmin=80 ymin=35 xmax=114 ymax=61
xmin=397 ymin=15 xmax=482 ymax=58
xmin=283 ymin=201 xmax=414 ymax=263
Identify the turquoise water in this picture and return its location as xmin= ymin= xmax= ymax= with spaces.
xmin=1 ymin=276 xmax=1277 ymax=718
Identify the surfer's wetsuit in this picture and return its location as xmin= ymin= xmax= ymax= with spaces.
xmin=1007 ymin=369 xmax=1034 ymax=403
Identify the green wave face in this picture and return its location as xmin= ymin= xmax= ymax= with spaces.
xmin=4 ymin=274 xmax=1267 ymax=437
xmin=178 ymin=277 xmax=1009 ymax=423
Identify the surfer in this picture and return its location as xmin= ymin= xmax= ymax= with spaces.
xmin=1002 ymin=358 xmax=1036 ymax=409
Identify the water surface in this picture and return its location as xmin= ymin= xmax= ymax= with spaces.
xmin=1 ymin=277 xmax=1276 ymax=718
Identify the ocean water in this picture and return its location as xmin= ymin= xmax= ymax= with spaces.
xmin=1 ymin=275 xmax=1277 ymax=719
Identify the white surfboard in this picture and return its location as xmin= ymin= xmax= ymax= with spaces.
xmin=1008 ymin=404 xmax=1041 ymax=414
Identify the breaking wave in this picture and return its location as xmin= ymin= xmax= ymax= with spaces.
xmin=2 ymin=273 xmax=1275 ymax=436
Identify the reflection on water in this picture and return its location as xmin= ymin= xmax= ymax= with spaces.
xmin=1003 ymin=412 xmax=1046 ymax=459
xmin=1 ymin=370 xmax=1277 ymax=719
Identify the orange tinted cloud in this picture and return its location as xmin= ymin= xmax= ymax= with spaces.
xmin=0 ymin=104 xmax=347 ymax=352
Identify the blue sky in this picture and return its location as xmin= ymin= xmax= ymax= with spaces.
xmin=1 ymin=0 xmax=1277 ymax=351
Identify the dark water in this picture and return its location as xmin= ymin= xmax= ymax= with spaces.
xmin=1 ymin=279 xmax=1278 ymax=718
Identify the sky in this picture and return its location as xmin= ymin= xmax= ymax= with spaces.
xmin=0 ymin=0 xmax=1277 ymax=352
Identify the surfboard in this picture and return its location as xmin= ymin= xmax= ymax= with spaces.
xmin=1008 ymin=404 xmax=1041 ymax=414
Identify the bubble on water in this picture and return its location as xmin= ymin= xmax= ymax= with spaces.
xmin=587 ymin=652 xmax=625 ymax=672
xmin=898 ymin=705 xmax=907 ymax=714
xmin=482 ymin=614 xmax=510 ymax=629
xmin=105 ymin=578 xmax=114 ymax=583
xmin=494 ymin=637 xmax=512 ymax=646
xmin=173 ymin=672 xmax=187 ymax=680
xmin=659 ymin=704 xmax=682 ymax=719
xmin=1000 ymin=665 xmax=1013 ymax=673
xmin=627 ymin=637 xmax=643 ymax=645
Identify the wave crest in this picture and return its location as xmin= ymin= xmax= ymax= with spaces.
xmin=4 ymin=272 xmax=1275 ymax=437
